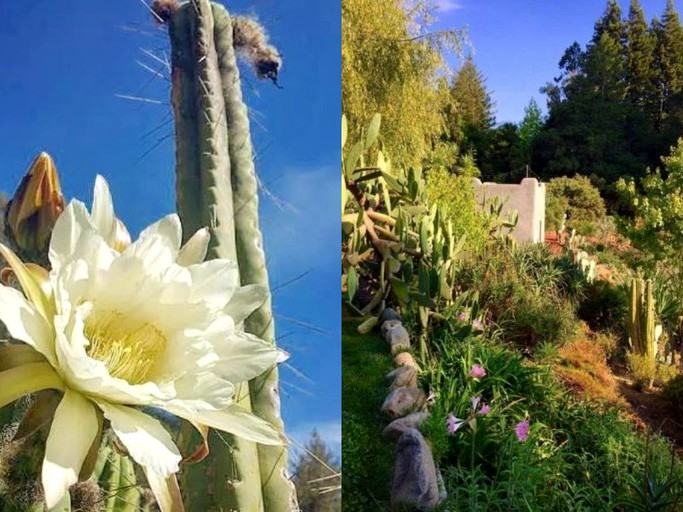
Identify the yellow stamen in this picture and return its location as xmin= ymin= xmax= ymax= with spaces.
xmin=84 ymin=310 xmax=166 ymax=385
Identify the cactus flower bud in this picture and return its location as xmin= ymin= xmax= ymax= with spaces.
xmin=5 ymin=152 xmax=65 ymax=262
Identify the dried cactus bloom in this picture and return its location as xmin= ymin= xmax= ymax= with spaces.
xmin=0 ymin=177 xmax=286 ymax=510
xmin=6 ymin=152 xmax=65 ymax=260
xmin=151 ymin=0 xmax=180 ymax=24
xmin=232 ymin=16 xmax=283 ymax=84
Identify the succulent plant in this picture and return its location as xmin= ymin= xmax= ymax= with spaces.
xmin=163 ymin=1 xmax=295 ymax=510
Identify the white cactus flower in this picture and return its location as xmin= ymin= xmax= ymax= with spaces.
xmin=0 ymin=176 xmax=284 ymax=510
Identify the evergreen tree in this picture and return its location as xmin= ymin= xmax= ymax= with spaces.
xmin=625 ymin=0 xmax=655 ymax=109
xmin=584 ymin=1 xmax=626 ymax=101
xmin=517 ymin=98 xmax=544 ymax=166
xmin=292 ymin=430 xmax=341 ymax=512
xmin=449 ymin=56 xmax=495 ymax=164
xmin=652 ymin=0 xmax=683 ymax=129
xmin=592 ymin=0 xmax=625 ymax=45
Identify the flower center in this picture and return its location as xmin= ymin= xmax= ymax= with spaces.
xmin=84 ymin=310 xmax=166 ymax=385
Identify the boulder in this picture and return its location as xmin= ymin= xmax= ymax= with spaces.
xmin=391 ymin=428 xmax=440 ymax=511
xmin=380 ymin=307 xmax=403 ymax=324
xmin=394 ymin=351 xmax=418 ymax=369
xmin=382 ymin=411 xmax=429 ymax=441
xmin=386 ymin=365 xmax=417 ymax=389
xmin=381 ymin=387 xmax=426 ymax=419
xmin=385 ymin=324 xmax=411 ymax=354
xmin=381 ymin=319 xmax=403 ymax=338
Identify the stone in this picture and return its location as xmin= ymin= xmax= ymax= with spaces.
xmin=394 ymin=351 xmax=418 ymax=369
xmin=381 ymin=387 xmax=426 ymax=419
xmin=382 ymin=411 xmax=429 ymax=441
xmin=436 ymin=468 xmax=447 ymax=504
xmin=380 ymin=307 xmax=403 ymax=324
xmin=381 ymin=319 xmax=403 ymax=338
xmin=386 ymin=365 xmax=417 ymax=389
xmin=391 ymin=428 xmax=440 ymax=511
xmin=385 ymin=324 xmax=411 ymax=353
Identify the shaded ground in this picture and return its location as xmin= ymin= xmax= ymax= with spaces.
xmin=341 ymin=319 xmax=394 ymax=512
xmin=613 ymin=368 xmax=683 ymax=456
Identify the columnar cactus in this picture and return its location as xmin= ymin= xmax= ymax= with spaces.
xmin=163 ymin=1 xmax=295 ymax=510
xmin=628 ymin=277 xmax=659 ymax=364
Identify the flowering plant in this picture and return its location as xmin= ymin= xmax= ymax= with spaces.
xmin=0 ymin=176 xmax=284 ymax=509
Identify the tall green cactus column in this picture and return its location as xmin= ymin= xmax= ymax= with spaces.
xmin=166 ymin=1 xmax=296 ymax=510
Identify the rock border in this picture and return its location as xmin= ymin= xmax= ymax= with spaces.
xmin=377 ymin=308 xmax=447 ymax=511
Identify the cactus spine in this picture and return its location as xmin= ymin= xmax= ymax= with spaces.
xmin=628 ymin=277 xmax=657 ymax=363
xmin=168 ymin=1 xmax=295 ymax=510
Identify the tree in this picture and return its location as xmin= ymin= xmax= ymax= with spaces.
xmin=448 ymin=56 xmax=495 ymax=167
xmin=292 ymin=430 xmax=341 ymax=512
xmin=517 ymin=98 xmax=544 ymax=166
xmin=342 ymin=0 xmax=464 ymax=166
xmin=625 ymin=0 xmax=655 ymax=109
xmin=480 ymin=122 xmax=523 ymax=182
xmin=655 ymin=0 xmax=683 ymax=110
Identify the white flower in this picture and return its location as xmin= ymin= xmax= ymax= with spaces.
xmin=0 ymin=176 xmax=283 ymax=511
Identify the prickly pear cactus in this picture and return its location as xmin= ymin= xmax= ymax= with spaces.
xmin=161 ymin=1 xmax=296 ymax=510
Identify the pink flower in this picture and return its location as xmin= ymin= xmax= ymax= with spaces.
xmin=478 ymin=404 xmax=491 ymax=416
xmin=515 ymin=420 xmax=530 ymax=442
xmin=469 ymin=364 xmax=486 ymax=379
xmin=472 ymin=319 xmax=484 ymax=332
xmin=446 ymin=414 xmax=465 ymax=435
xmin=470 ymin=396 xmax=481 ymax=411
xmin=457 ymin=311 xmax=469 ymax=322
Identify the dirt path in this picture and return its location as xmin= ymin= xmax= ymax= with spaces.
xmin=613 ymin=370 xmax=683 ymax=455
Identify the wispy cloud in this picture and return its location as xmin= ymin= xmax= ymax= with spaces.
xmin=434 ymin=0 xmax=463 ymax=12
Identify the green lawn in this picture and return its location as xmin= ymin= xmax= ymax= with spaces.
xmin=342 ymin=319 xmax=395 ymax=511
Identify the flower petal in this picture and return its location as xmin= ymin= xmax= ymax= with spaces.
xmin=90 ymin=175 xmax=116 ymax=245
xmin=98 ymin=402 xmax=181 ymax=477
xmin=143 ymin=468 xmax=184 ymax=512
xmin=0 ymin=284 xmax=55 ymax=364
xmin=186 ymin=259 xmax=241 ymax=309
xmin=177 ymin=228 xmax=210 ymax=266
xmin=224 ymin=284 xmax=268 ymax=325
xmin=137 ymin=214 xmax=183 ymax=257
xmin=42 ymin=390 xmax=99 ymax=509
xmin=210 ymin=330 xmax=279 ymax=383
xmin=0 ymin=243 xmax=55 ymax=323
xmin=49 ymin=200 xmax=93 ymax=273
xmin=0 ymin=362 xmax=64 ymax=409
xmin=170 ymin=404 xmax=285 ymax=446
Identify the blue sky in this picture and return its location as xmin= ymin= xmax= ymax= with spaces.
xmin=0 ymin=0 xmax=340 ymax=457
xmin=432 ymin=0 xmax=671 ymax=124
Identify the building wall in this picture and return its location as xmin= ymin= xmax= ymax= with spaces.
xmin=472 ymin=177 xmax=546 ymax=244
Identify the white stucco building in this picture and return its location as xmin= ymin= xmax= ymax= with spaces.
xmin=472 ymin=177 xmax=546 ymax=244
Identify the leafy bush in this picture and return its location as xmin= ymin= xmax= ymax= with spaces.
xmin=627 ymin=352 xmax=656 ymax=390
xmin=547 ymin=175 xmax=606 ymax=230
xmin=424 ymin=166 xmax=491 ymax=253
xmin=663 ymin=374 xmax=683 ymax=416
xmin=459 ymin=244 xmax=581 ymax=348
xmin=578 ymin=280 xmax=628 ymax=334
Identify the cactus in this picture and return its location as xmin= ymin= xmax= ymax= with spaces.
xmin=164 ymin=1 xmax=295 ymax=510
xmin=342 ymin=114 xmax=467 ymax=358
xmin=628 ymin=276 xmax=661 ymax=375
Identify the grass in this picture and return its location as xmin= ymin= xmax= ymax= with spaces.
xmin=341 ymin=319 xmax=395 ymax=511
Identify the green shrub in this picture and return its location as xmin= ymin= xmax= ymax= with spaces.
xmin=460 ymin=246 xmax=581 ymax=348
xmin=547 ymin=175 xmax=606 ymax=230
xmin=662 ymin=373 xmax=683 ymax=415
xmin=627 ymin=352 xmax=656 ymax=390
xmin=424 ymin=166 xmax=492 ymax=253
xmin=578 ymin=280 xmax=628 ymax=334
